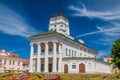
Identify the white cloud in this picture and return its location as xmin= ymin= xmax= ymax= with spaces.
xmin=76 ymin=25 xmax=120 ymax=38
xmin=0 ymin=4 xmax=38 ymax=37
xmin=97 ymin=50 xmax=110 ymax=59
xmin=9 ymin=48 xmax=25 ymax=52
xmin=69 ymin=2 xmax=120 ymax=21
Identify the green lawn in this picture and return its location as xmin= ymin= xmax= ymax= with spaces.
xmin=0 ymin=73 xmax=120 ymax=80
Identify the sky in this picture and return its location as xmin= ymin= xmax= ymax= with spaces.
xmin=0 ymin=0 xmax=120 ymax=60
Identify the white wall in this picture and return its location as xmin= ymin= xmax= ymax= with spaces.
xmin=62 ymin=59 xmax=111 ymax=73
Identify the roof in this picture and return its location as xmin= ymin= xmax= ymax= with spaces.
xmin=22 ymin=59 xmax=29 ymax=65
xmin=104 ymin=56 xmax=111 ymax=58
xmin=29 ymin=30 xmax=97 ymax=53
xmin=0 ymin=50 xmax=20 ymax=59
xmin=63 ymin=57 xmax=109 ymax=65
xmin=50 ymin=13 xmax=68 ymax=19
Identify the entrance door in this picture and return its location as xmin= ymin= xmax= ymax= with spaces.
xmin=49 ymin=64 xmax=52 ymax=72
xmin=64 ymin=64 xmax=68 ymax=73
xmin=79 ymin=63 xmax=85 ymax=73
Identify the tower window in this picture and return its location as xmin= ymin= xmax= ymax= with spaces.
xmin=60 ymin=25 xmax=63 ymax=27
xmin=54 ymin=25 xmax=56 ymax=27
xmin=55 ymin=29 xmax=57 ymax=31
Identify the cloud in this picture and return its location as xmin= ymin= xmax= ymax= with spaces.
xmin=97 ymin=50 xmax=110 ymax=59
xmin=0 ymin=4 xmax=38 ymax=37
xmin=69 ymin=2 xmax=120 ymax=21
xmin=76 ymin=25 xmax=120 ymax=38
xmin=9 ymin=48 xmax=26 ymax=53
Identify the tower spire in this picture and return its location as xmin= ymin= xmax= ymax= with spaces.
xmin=57 ymin=0 xmax=61 ymax=13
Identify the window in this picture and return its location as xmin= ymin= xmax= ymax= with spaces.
xmin=54 ymin=25 xmax=56 ymax=27
xmin=0 ymin=60 xmax=2 ymax=65
xmin=75 ymin=51 xmax=76 ymax=57
xmin=80 ymin=53 xmax=82 ymax=57
xmin=72 ymin=51 xmax=74 ymax=57
xmin=60 ymin=25 xmax=63 ymax=27
xmin=13 ymin=61 xmax=15 ymax=65
xmin=66 ymin=48 xmax=68 ymax=56
xmin=18 ymin=62 xmax=20 ymax=66
xmin=84 ymin=48 xmax=86 ymax=52
xmin=80 ymin=47 xmax=82 ymax=50
xmin=41 ymin=49 xmax=44 ymax=52
xmin=4 ymin=60 xmax=6 ymax=65
xmin=55 ymin=29 xmax=57 ymax=31
xmin=49 ymin=48 xmax=52 ymax=52
xmin=88 ymin=63 xmax=92 ymax=69
xmin=9 ymin=61 xmax=11 ymax=65
xmin=57 ymin=48 xmax=59 ymax=53
xmin=69 ymin=50 xmax=71 ymax=56
xmin=72 ymin=64 xmax=76 ymax=69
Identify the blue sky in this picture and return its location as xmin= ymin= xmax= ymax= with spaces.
xmin=0 ymin=0 xmax=120 ymax=59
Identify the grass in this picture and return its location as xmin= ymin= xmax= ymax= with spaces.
xmin=0 ymin=73 xmax=120 ymax=80
xmin=60 ymin=74 xmax=120 ymax=80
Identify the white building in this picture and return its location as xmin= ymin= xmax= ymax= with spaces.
xmin=22 ymin=59 xmax=29 ymax=71
xmin=29 ymin=13 xmax=111 ymax=73
xmin=0 ymin=50 xmax=23 ymax=73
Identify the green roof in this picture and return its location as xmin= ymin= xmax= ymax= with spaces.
xmin=29 ymin=30 xmax=57 ymax=38
xmin=29 ymin=30 xmax=97 ymax=53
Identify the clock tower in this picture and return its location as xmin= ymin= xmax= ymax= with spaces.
xmin=49 ymin=13 xmax=70 ymax=36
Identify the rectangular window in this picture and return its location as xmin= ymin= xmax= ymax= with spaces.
xmin=69 ymin=50 xmax=71 ymax=56
xmin=75 ymin=51 xmax=76 ymax=57
xmin=13 ymin=61 xmax=15 ymax=65
xmin=57 ymin=48 xmax=59 ymax=53
xmin=4 ymin=60 xmax=6 ymax=65
xmin=72 ymin=65 xmax=76 ymax=69
xmin=41 ymin=49 xmax=44 ymax=52
xmin=80 ymin=53 xmax=82 ymax=57
xmin=0 ymin=60 xmax=2 ymax=65
xmin=18 ymin=62 xmax=20 ymax=66
xmin=9 ymin=61 xmax=11 ymax=65
xmin=72 ymin=51 xmax=74 ymax=57
xmin=66 ymin=48 xmax=68 ymax=56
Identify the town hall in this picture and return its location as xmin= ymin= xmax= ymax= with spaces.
xmin=29 ymin=12 xmax=110 ymax=73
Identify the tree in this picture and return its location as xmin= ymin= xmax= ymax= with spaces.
xmin=111 ymin=38 xmax=120 ymax=70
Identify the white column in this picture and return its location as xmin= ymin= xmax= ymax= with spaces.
xmin=29 ymin=43 xmax=34 ymax=72
xmin=37 ymin=43 xmax=41 ymax=72
xmin=44 ymin=42 xmax=48 ymax=72
xmin=52 ymin=42 xmax=57 ymax=72
xmin=58 ymin=43 xmax=62 ymax=72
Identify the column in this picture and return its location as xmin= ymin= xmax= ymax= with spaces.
xmin=37 ymin=43 xmax=41 ymax=72
xmin=52 ymin=42 xmax=57 ymax=72
xmin=29 ymin=43 xmax=34 ymax=72
xmin=58 ymin=43 xmax=62 ymax=72
xmin=44 ymin=42 xmax=48 ymax=72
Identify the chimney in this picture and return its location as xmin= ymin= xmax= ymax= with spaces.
xmin=79 ymin=39 xmax=84 ymax=44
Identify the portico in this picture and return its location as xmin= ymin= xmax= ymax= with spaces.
xmin=29 ymin=41 xmax=62 ymax=73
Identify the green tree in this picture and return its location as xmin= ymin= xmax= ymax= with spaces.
xmin=111 ymin=38 xmax=120 ymax=70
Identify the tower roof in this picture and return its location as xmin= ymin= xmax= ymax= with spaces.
xmin=50 ymin=13 xmax=68 ymax=19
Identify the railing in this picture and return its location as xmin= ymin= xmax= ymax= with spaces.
xmin=32 ymin=52 xmax=60 ymax=58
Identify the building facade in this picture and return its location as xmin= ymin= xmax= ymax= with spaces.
xmin=0 ymin=50 xmax=23 ymax=73
xmin=104 ymin=56 xmax=119 ymax=73
xmin=29 ymin=13 xmax=111 ymax=73
xmin=22 ymin=59 xmax=30 ymax=71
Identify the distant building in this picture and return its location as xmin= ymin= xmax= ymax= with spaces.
xmin=29 ymin=13 xmax=110 ymax=73
xmin=104 ymin=56 xmax=119 ymax=73
xmin=22 ymin=59 xmax=29 ymax=71
xmin=0 ymin=50 xmax=23 ymax=73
